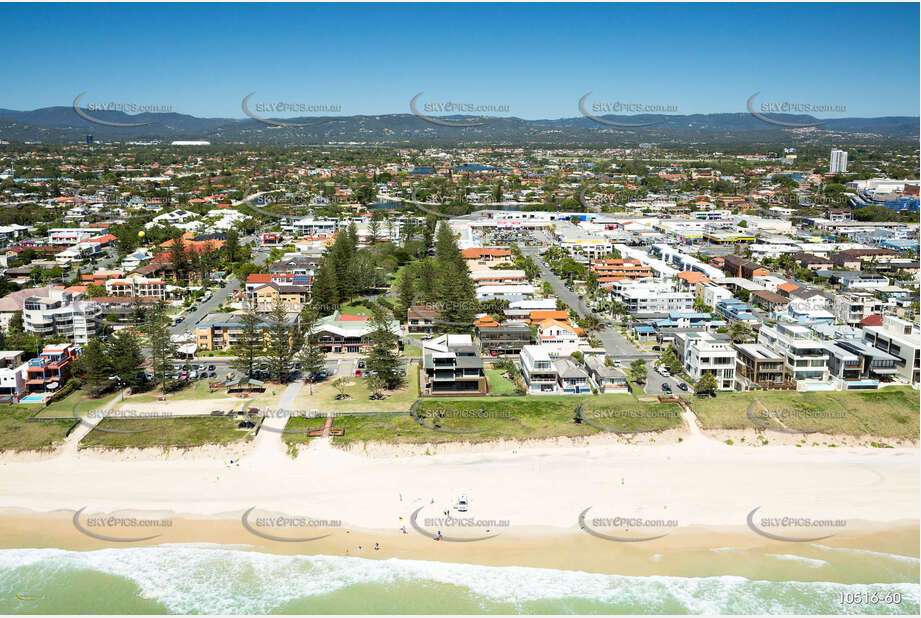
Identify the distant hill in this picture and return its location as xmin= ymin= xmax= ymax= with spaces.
xmin=0 ymin=106 xmax=917 ymax=146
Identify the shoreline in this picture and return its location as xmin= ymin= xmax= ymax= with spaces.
xmin=1 ymin=510 xmax=918 ymax=578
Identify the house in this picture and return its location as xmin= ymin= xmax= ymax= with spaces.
xmin=407 ymin=305 xmax=440 ymax=335
xmin=833 ymin=293 xmax=885 ymax=328
xmin=585 ymin=355 xmax=629 ymax=393
xmin=673 ymin=332 xmax=736 ymax=390
xmin=476 ymin=321 xmax=531 ymax=357
xmin=22 ymin=343 xmax=82 ymax=396
xmin=862 ymin=315 xmax=919 ymax=385
xmin=461 ymin=248 xmax=512 ymax=269
xmin=0 ymin=351 xmax=28 ymax=403
xmin=519 ymin=345 xmax=559 ymax=394
xmin=553 ymin=357 xmax=591 ymax=394
xmin=733 ymin=343 xmax=790 ymax=391
xmin=537 ymin=319 xmax=584 ymax=345
xmin=421 ymin=334 xmax=488 ymax=396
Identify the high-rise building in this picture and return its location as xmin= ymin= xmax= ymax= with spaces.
xmin=829 ymin=148 xmax=848 ymax=174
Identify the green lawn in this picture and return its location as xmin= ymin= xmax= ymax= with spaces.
xmin=80 ymin=416 xmax=257 ymax=449
xmin=283 ymin=394 xmax=682 ymax=448
xmin=485 ymin=368 xmax=518 ymax=396
xmin=32 ymin=390 xmax=120 ymax=419
xmin=0 ymin=405 xmax=74 ymax=451
xmin=120 ymin=380 xmax=238 ymax=405
xmin=690 ymin=387 xmax=919 ymax=439
xmin=293 ymin=369 xmax=420 ymax=413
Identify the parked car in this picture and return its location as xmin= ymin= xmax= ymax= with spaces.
xmin=678 ymin=382 xmax=688 ymax=391
xmin=208 ymin=365 xmax=216 ymax=371
xmin=455 ymin=494 xmax=469 ymax=512
xmin=661 ymin=383 xmax=672 ymax=393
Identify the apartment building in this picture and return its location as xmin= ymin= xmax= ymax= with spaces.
xmin=722 ymin=254 xmax=769 ymax=279
xmin=714 ymin=298 xmax=760 ymax=327
xmin=253 ymin=282 xmax=311 ymax=312
xmin=407 ymin=305 xmax=439 ymax=335
xmin=23 ymin=290 xmax=101 ymax=344
xmin=862 ymin=315 xmax=920 ymax=385
xmin=105 ymin=275 xmax=167 ymax=299
xmin=421 ymin=334 xmax=488 ymax=396
xmin=195 ymin=312 xmax=301 ymax=351
xmin=47 ymin=228 xmax=99 ymax=245
xmin=519 ymin=345 xmax=559 ymax=394
xmin=609 ymin=281 xmax=693 ymax=315
xmin=757 ymin=322 xmax=830 ymax=385
xmin=673 ymin=332 xmax=736 ymax=390
xmin=590 ymin=258 xmax=653 ymax=281
xmin=833 ymin=293 xmax=885 ymax=328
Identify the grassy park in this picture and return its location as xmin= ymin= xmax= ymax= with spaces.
xmin=690 ymin=386 xmax=919 ymax=439
xmin=0 ymin=405 xmax=74 ymax=451
xmin=80 ymin=416 xmax=256 ymax=449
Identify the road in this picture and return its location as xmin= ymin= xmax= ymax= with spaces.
xmin=521 ymin=246 xmax=651 ymax=360
xmin=169 ymin=234 xmax=271 ymax=337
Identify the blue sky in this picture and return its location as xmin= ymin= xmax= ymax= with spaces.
xmin=1 ymin=2 xmax=918 ymax=119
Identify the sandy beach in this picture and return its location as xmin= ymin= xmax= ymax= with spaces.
xmin=0 ymin=427 xmax=918 ymax=571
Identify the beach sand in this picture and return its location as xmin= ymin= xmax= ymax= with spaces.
xmin=0 ymin=429 xmax=917 ymax=573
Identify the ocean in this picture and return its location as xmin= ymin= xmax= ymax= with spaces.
xmin=0 ymin=544 xmax=918 ymax=614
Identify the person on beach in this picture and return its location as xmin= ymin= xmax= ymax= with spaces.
xmin=374 ymin=543 xmax=380 ymax=551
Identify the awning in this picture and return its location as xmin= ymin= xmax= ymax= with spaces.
xmin=870 ymin=367 xmax=900 ymax=375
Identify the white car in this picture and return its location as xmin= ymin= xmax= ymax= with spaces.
xmin=455 ymin=494 xmax=469 ymax=512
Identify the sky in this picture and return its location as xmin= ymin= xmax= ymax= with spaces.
xmin=1 ymin=2 xmax=918 ymax=119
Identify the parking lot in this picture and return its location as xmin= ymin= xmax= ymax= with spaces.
xmin=645 ymin=365 xmax=692 ymax=395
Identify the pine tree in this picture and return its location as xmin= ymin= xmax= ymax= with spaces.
xmin=74 ymin=339 xmax=113 ymax=396
xmin=364 ymin=304 xmax=403 ymax=390
xmin=230 ymin=303 xmax=265 ymax=379
xmin=296 ymin=308 xmax=327 ymax=395
xmin=107 ymin=331 xmax=144 ymax=389
xmin=168 ymin=232 xmax=187 ymax=281
xmin=266 ymin=296 xmax=295 ymax=383
xmin=147 ymin=302 xmax=176 ymax=391
xmin=310 ymin=259 xmax=339 ymax=314
xmin=396 ymin=267 xmax=415 ymax=320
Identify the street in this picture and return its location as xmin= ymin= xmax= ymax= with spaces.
xmin=521 ymin=246 xmax=652 ymax=360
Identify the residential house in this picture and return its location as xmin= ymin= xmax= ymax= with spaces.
xmin=519 ymin=345 xmax=559 ymax=394
xmin=862 ymin=315 xmax=920 ymax=385
xmin=421 ymin=334 xmax=488 ymax=396
xmin=585 ymin=355 xmax=629 ymax=393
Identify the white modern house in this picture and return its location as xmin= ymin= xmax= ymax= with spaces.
xmin=673 ymin=332 xmax=737 ymax=390
xmin=519 ymin=345 xmax=559 ymax=394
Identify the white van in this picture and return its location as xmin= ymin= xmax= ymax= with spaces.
xmin=455 ymin=494 xmax=469 ymax=512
